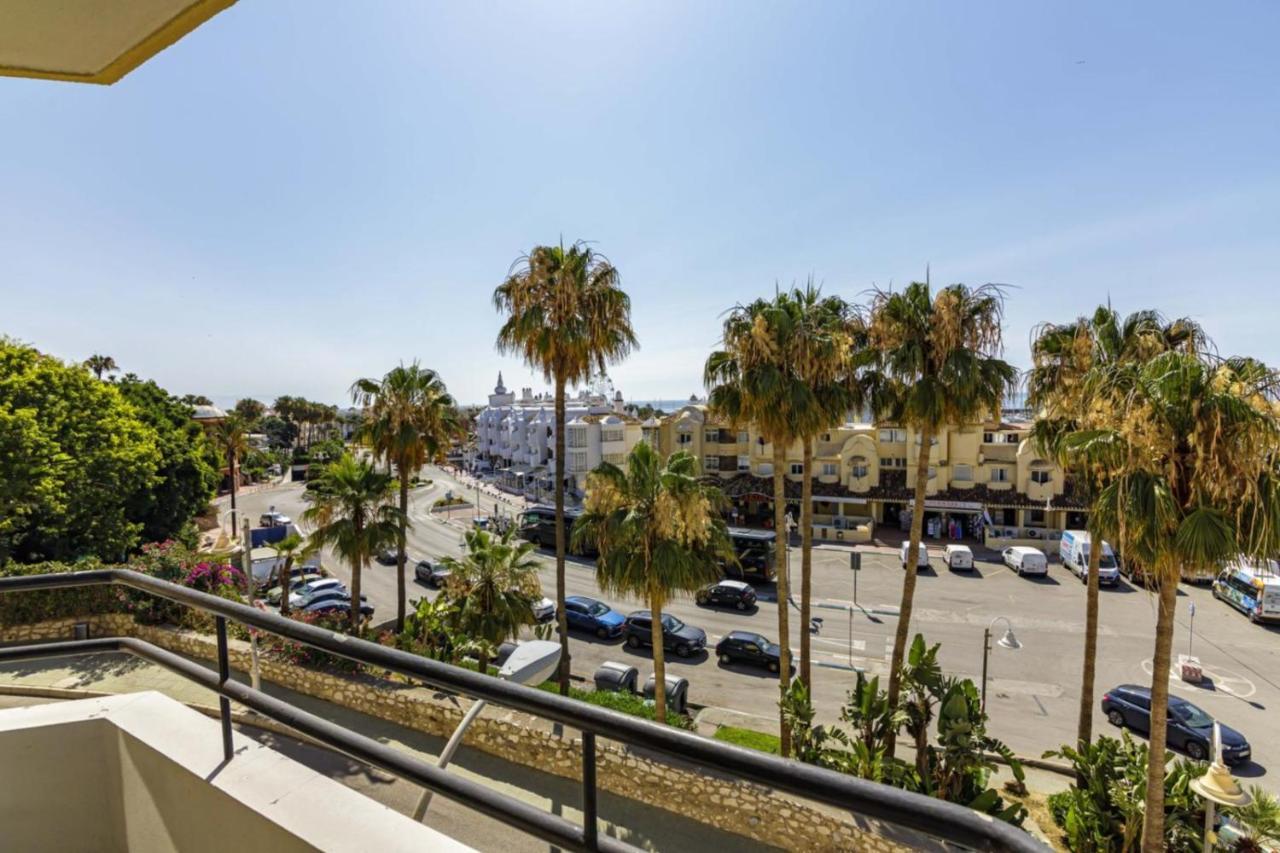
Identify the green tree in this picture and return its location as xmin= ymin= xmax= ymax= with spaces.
xmin=84 ymin=353 xmax=118 ymax=380
xmin=1 ymin=339 xmax=159 ymax=563
xmin=1028 ymin=307 xmax=1203 ymax=758
xmin=267 ymin=532 xmax=314 ymax=617
xmin=864 ymin=281 xmax=1017 ymax=757
xmin=116 ymin=376 xmax=219 ymax=544
xmin=302 ymin=453 xmax=402 ymax=631
xmin=1082 ymin=352 xmax=1280 ymax=850
xmin=440 ymin=527 xmax=544 ymax=675
xmin=494 ymin=240 xmax=638 ymax=695
xmin=573 ymin=443 xmax=730 ymax=722
xmin=260 ymin=415 xmax=297 ymax=450
xmin=210 ymin=415 xmax=250 ymax=538
xmin=232 ymin=397 xmax=266 ymax=425
xmin=351 ymin=362 xmax=459 ymax=631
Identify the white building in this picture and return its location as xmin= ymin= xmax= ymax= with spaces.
xmin=472 ymin=373 xmax=641 ymax=498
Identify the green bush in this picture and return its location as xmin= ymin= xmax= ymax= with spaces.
xmin=714 ymin=725 xmax=780 ymax=753
xmin=536 ymin=681 xmax=694 ymax=729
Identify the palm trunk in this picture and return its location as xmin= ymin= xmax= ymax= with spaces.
xmin=800 ymin=438 xmax=814 ymax=689
xmin=280 ymin=555 xmax=294 ymax=617
xmin=228 ymin=450 xmax=238 ymax=537
xmin=1141 ymin=571 xmax=1178 ymax=852
xmin=553 ymin=376 xmax=570 ymax=695
xmin=477 ymin=651 xmax=489 ymax=678
xmin=651 ymin=591 xmax=667 ymax=724
xmin=887 ymin=422 xmax=933 ymax=758
xmin=1076 ymin=521 xmax=1103 ymax=764
xmin=772 ymin=440 xmax=792 ymax=757
xmin=350 ymin=517 xmax=364 ymax=634
xmin=396 ymin=461 xmax=410 ymax=633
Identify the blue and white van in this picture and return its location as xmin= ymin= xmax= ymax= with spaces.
xmin=1213 ymin=559 xmax=1280 ymax=624
xmin=1059 ymin=530 xmax=1120 ymax=586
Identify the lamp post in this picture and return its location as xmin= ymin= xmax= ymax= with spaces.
xmin=1190 ymin=722 xmax=1252 ymax=850
xmin=980 ymin=615 xmax=1021 ymax=712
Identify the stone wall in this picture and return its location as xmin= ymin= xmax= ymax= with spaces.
xmin=2 ymin=616 xmax=921 ymax=852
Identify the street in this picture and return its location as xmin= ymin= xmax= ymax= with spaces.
xmin=226 ymin=467 xmax=1280 ymax=793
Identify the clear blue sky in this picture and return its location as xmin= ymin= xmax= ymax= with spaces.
xmin=3 ymin=2 xmax=1277 ymax=407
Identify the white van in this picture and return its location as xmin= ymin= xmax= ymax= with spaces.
xmin=1002 ymin=546 xmax=1048 ymax=576
xmin=1059 ymin=530 xmax=1120 ymax=586
xmin=943 ymin=544 xmax=974 ymax=571
xmin=900 ymin=542 xmax=931 ymax=570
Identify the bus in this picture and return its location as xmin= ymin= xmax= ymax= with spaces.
xmin=723 ymin=527 xmax=777 ymax=583
xmin=519 ymin=505 xmax=595 ymax=556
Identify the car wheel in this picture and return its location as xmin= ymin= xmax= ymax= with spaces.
xmin=1107 ymin=709 xmax=1126 ymax=728
xmin=696 ymin=594 xmax=707 ymax=606
xmin=676 ymin=644 xmax=691 ymax=658
xmin=736 ymin=600 xmax=747 ymax=611
xmin=1186 ymin=740 xmax=1207 ymax=761
xmin=719 ymin=654 xmax=732 ymax=665
xmin=596 ymin=627 xmax=608 ymax=639
xmin=768 ymin=661 xmax=779 ymax=673
xmin=626 ymin=635 xmax=641 ymax=649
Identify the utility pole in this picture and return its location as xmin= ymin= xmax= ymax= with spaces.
xmin=242 ymin=518 xmax=261 ymax=693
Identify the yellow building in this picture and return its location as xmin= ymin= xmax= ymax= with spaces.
xmin=645 ymin=405 xmax=1085 ymax=549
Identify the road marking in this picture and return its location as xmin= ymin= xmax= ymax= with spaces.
xmin=1142 ymin=658 xmax=1258 ymax=699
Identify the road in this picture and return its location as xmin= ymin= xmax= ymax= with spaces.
xmin=225 ymin=467 xmax=1280 ymax=792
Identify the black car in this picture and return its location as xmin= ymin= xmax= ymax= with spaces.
xmin=695 ymin=580 xmax=757 ymax=611
xmin=304 ymin=597 xmax=375 ymax=619
xmin=624 ymin=611 xmax=707 ymax=658
xmin=715 ymin=631 xmax=784 ymax=673
xmin=375 ymin=549 xmax=398 ymax=565
xmin=1102 ymin=683 xmax=1251 ymax=764
xmin=414 ymin=558 xmax=451 ymax=588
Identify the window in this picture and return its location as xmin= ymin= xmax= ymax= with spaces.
xmin=914 ymin=435 xmax=939 ymax=446
xmin=703 ymin=455 xmax=720 ymax=471
xmin=953 ymin=464 xmax=972 ymax=482
xmin=602 ymin=428 xmax=623 ymax=443
xmin=567 ymin=428 xmax=586 ymax=448
xmin=737 ymin=454 xmax=750 ymax=472
xmin=983 ymin=432 xmax=995 ymax=444
xmin=1031 ymin=470 xmax=1052 ymax=485
xmin=821 ymin=463 xmax=838 ymax=477
xmin=1027 ymin=509 xmax=1046 ymax=525
xmin=879 ymin=428 xmax=906 ymax=443
xmin=850 ymin=456 xmax=869 ymax=478
xmin=569 ymin=451 xmax=588 ymax=472
xmin=790 ymin=463 xmax=804 ymax=476
xmin=677 ymin=432 xmax=692 ymax=445
xmin=704 ymin=430 xmax=720 ymax=444
xmin=737 ymin=430 xmax=749 ymax=443
xmin=990 ymin=466 xmax=1010 ymax=483
xmin=821 ymin=433 xmax=831 ymax=442
xmin=927 ymin=467 xmax=937 ymax=480
xmin=604 ymin=453 xmax=625 ymax=465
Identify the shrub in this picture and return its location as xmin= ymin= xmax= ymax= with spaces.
xmin=714 ymin=725 xmax=780 ymax=753
xmin=536 ymin=681 xmax=695 ymax=729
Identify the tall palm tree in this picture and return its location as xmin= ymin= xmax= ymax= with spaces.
xmin=84 ymin=353 xmax=118 ymax=380
xmin=351 ymin=363 xmax=460 ymax=632
xmin=268 ymin=531 xmax=314 ymax=617
xmin=211 ymin=415 xmax=250 ymax=539
xmin=572 ymin=443 xmax=731 ymax=723
xmin=441 ymin=527 xmax=544 ymax=675
xmin=494 ymin=240 xmax=638 ymax=694
xmin=1029 ymin=307 xmax=1204 ymax=758
xmin=1081 ymin=352 xmax=1280 ymax=851
xmin=705 ymin=291 xmax=826 ymax=754
xmin=302 ymin=453 xmax=402 ymax=631
xmin=865 ymin=281 xmax=1017 ymax=757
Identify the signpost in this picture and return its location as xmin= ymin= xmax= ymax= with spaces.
xmin=848 ymin=551 xmax=862 ymax=667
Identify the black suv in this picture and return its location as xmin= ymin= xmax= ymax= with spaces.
xmin=1102 ymin=683 xmax=1251 ymax=764
xmin=695 ymin=580 xmax=757 ymax=611
xmin=623 ymin=611 xmax=707 ymax=658
xmin=715 ymin=631 xmax=784 ymax=673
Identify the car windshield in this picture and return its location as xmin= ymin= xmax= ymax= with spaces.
xmin=588 ymin=602 xmax=609 ymax=617
xmin=661 ymin=615 xmax=684 ymax=631
xmin=1171 ymin=701 xmax=1213 ymax=728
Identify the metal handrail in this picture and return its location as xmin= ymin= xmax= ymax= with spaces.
xmin=0 ymin=570 xmax=1046 ymax=852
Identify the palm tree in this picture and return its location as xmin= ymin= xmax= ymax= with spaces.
xmin=572 ymin=443 xmax=731 ymax=723
xmin=211 ymin=415 xmax=250 ymax=539
xmin=1029 ymin=307 xmax=1204 ymax=758
xmin=267 ymin=532 xmax=314 ymax=617
xmin=705 ymin=290 xmax=826 ymax=754
xmin=351 ymin=363 xmax=460 ymax=632
xmin=1082 ymin=352 xmax=1280 ymax=850
xmin=441 ymin=527 xmax=544 ymax=675
xmin=302 ymin=453 xmax=402 ymax=631
xmin=84 ymin=353 xmax=118 ymax=380
xmin=494 ymin=240 xmax=638 ymax=695
xmin=865 ymin=281 xmax=1017 ymax=757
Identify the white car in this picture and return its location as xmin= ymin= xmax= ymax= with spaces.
xmin=259 ymin=511 xmax=291 ymax=528
xmin=289 ymin=578 xmax=347 ymax=607
xmin=1002 ymin=546 xmax=1048 ymax=576
xmin=900 ymin=542 xmax=931 ymax=570
xmin=532 ymin=596 xmax=556 ymax=623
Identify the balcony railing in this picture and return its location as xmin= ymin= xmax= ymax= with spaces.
xmin=0 ymin=570 xmax=1045 ymax=853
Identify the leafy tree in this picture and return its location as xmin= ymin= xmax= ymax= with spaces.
xmin=116 ymin=376 xmax=219 ymax=544
xmin=440 ymin=527 xmax=543 ymax=675
xmin=864 ymin=281 xmax=1017 ymax=756
xmin=232 ymin=397 xmax=266 ymax=425
xmin=260 ymin=415 xmax=297 ymax=450
xmin=351 ymin=362 xmax=459 ymax=631
xmin=267 ymin=532 xmax=314 ymax=617
xmin=302 ymin=453 xmax=402 ymax=630
xmin=210 ymin=415 xmax=249 ymax=538
xmin=181 ymin=393 xmax=213 ymax=406
xmin=84 ymin=353 xmax=118 ymax=380
xmin=573 ymin=443 xmax=730 ymax=722
xmin=1227 ymin=786 xmax=1280 ymax=849
xmin=1 ymin=339 xmax=160 ymax=563
xmin=494 ymin=239 xmax=637 ymax=695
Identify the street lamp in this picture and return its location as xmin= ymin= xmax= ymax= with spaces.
xmin=980 ymin=615 xmax=1021 ymax=712
xmin=1190 ymin=722 xmax=1252 ymax=850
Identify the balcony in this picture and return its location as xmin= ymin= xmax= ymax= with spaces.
xmin=0 ymin=571 xmax=1041 ymax=853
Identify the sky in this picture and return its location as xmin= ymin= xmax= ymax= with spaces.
xmin=2 ymin=1 xmax=1278 ymax=407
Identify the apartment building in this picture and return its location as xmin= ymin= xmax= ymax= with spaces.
xmin=644 ymin=404 xmax=1083 ymax=546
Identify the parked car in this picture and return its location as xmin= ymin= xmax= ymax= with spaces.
xmin=531 ymin=596 xmax=556 ymax=623
xmin=414 ymin=558 xmax=451 ymax=588
xmin=1102 ymin=684 xmax=1251 ymax=764
xmin=563 ymin=595 xmax=626 ymax=639
xmin=900 ymin=541 xmax=931 ymax=570
xmin=1059 ymin=530 xmax=1120 ymax=586
xmin=1001 ymin=546 xmax=1048 ymax=576
xmin=624 ymin=611 xmax=707 ymax=658
xmin=472 ymin=516 xmax=490 ymax=530
xmin=263 ymin=572 xmax=323 ymax=605
xmin=258 ymin=511 xmax=291 ymax=528
xmin=375 ymin=549 xmax=398 ymax=565
xmin=943 ymin=544 xmax=974 ymax=571
xmin=289 ymin=578 xmax=350 ymax=608
xmin=305 ymin=598 xmax=375 ymax=619
xmin=695 ymin=580 xmax=757 ymax=610
xmin=1213 ymin=559 xmax=1280 ymax=623
xmin=715 ymin=630 xmax=784 ymax=673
